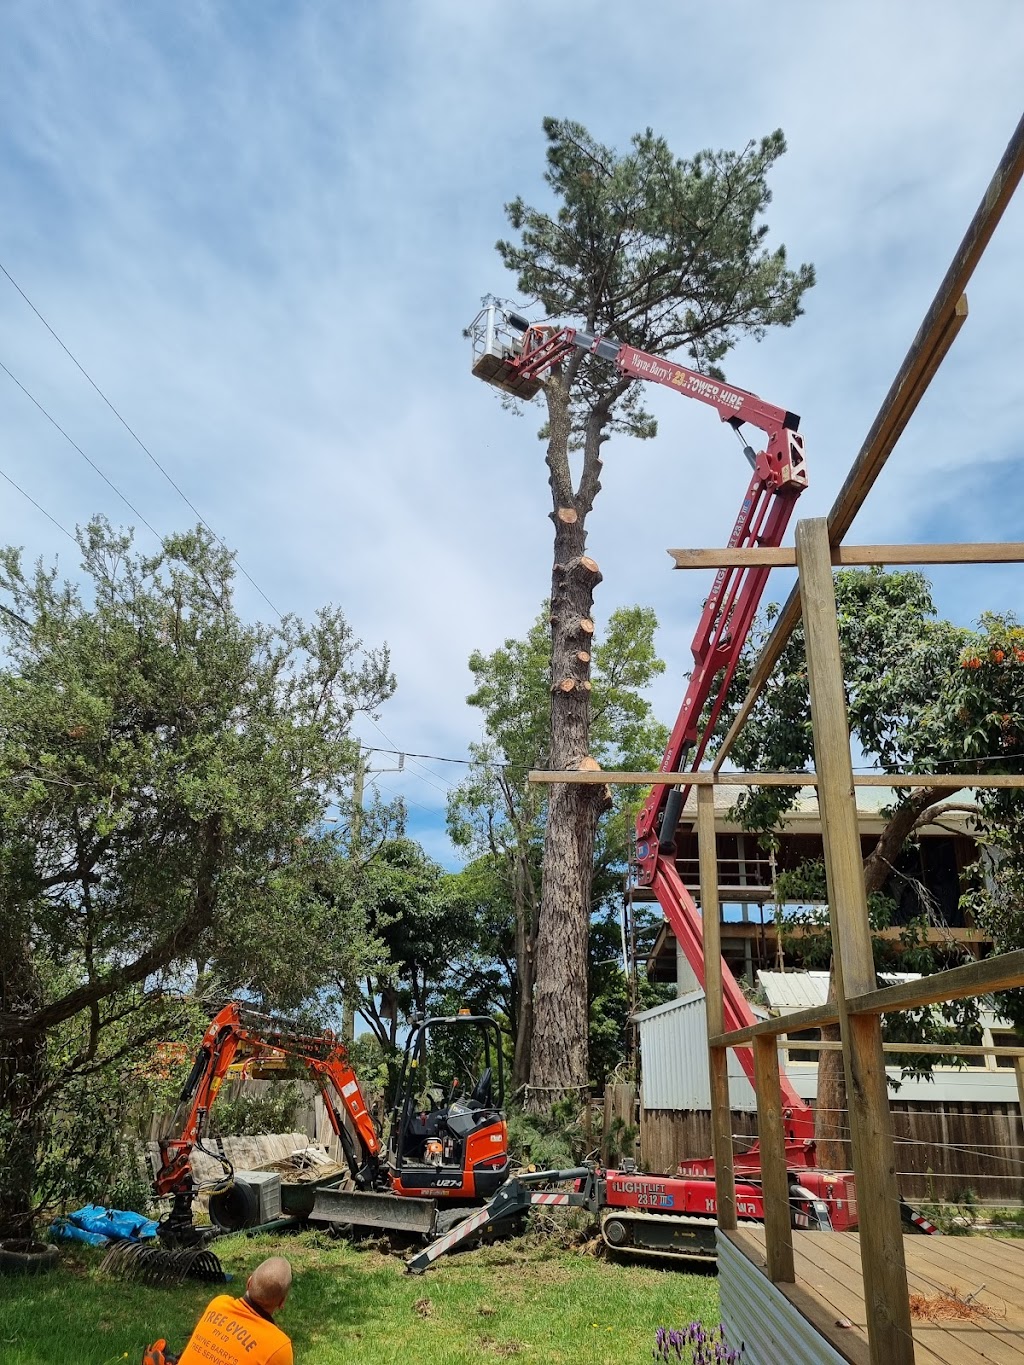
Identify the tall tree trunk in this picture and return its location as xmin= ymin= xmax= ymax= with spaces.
xmin=813 ymin=787 xmax=953 ymax=1168
xmin=813 ymin=1011 xmax=849 ymax=1171
xmin=512 ymin=900 xmax=535 ymax=1093
xmin=526 ymin=375 xmax=621 ymax=1113
xmin=0 ymin=929 xmax=46 ymax=1237
xmin=511 ymin=835 xmax=538 ymax=1091
xmin=528 ymin=512 xmax=607 ymax=1110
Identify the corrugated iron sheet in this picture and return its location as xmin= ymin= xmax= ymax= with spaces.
xmin=758 ymin=968 xmax=925 ymax=1011
xmin=637 ymin=993 xmax=758 ymax=1111
xmin=718 ymin=1232 xmax=848 ymax=1365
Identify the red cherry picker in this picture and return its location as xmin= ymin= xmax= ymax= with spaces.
xmin=408 ymin=310 xmax=932 ymax=1270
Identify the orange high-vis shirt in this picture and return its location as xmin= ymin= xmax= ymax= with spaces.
xmin=177 ymin=1294 xmax=293 ymax=1365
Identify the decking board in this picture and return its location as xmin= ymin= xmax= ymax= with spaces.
xmin=725 ymin=1229 xmax=1024 ymax=1364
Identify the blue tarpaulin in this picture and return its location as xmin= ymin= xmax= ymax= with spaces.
xmin=50 ymin=1204 xmax=159 ymax=1246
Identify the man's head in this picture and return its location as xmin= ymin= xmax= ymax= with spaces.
xmin=246 ymin=1257 xmax=292 ymax=1314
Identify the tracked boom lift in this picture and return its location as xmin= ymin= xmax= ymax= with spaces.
xmin=469 ymin=302 xmax=809 ymax=1123
xmin=153 ymin=1003 xmax=508 ymax=1250
xmin=457 ymin=308 xmax=934 ymax=1265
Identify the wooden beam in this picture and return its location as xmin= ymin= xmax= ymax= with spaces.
xmin=797 ymin=517 xmax=912 ymax=1365
xmin=669 ymin=542 xmax=1024 ymax=569
xmin=697 ymin=785 xmax=736 ymax=1232
xmin=798 ymin=1040 xmax=1024 ymax=1058
xmin=714 ymin=109 xmax=1024 ymax=774
xmin=753 ymin=1035 xmax=794 ymax=1284
xmin=528 ymin=768 xmax=1024 ymax=789
xmin=712 ymin=1002 xmax=840 ymax=1049
xmin=846 ymin=948 xmax=1024 ymax=1016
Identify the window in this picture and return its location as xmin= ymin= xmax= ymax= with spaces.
xmin=784 ymin=1029 xmax=820 ymax=1064
xmin=990 ymin=1031 xmax=1023 ymax=1069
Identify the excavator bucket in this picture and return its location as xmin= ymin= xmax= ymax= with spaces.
xmin=308 ymin=1185 xmax=437 ymax=1237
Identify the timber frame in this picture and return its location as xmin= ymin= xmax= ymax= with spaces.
xmin=532 ymin=533 xmax=1024 ymax=1363
xmin=529 ymin=108 xmax=1024 ymax=1364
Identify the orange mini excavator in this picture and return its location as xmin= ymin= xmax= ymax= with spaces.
xmin=152 ymin=1002 xmax=509 ymax=1251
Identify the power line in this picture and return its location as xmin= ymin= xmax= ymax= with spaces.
xmin=0 ymin=464 xmax=77 ymax=543
xmin=363 ymin=716 xmax=455 ymax=795
xmin=360 ymin=743 xmax=475 ymax=767
xmin=0 ymin=259 xmax=282 ymax=619
xmin=0 ymin=358 xmax=162 ymax=540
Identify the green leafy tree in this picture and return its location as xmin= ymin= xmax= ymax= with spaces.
xmin=448 ymin=602 xmax=669 ymax=1092
xmin=715 ymin=569 xmax=1024 ymax=1164
xmin=351 ymin=837 xmax=476 ymax=1089
xmin=494 ymin=117 xmax=814 ymax=1104
xmin=0 ymin=519 xmax=394 ymax=1233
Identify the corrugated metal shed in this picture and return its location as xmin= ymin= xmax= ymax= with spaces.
xmin=718 ymin=1233 xmax=847 ymax=1365
xmin=636 ymin=973 xmax=1022 ymax=1109
xmin=633 ymin=990 xmax=766 ymax=1111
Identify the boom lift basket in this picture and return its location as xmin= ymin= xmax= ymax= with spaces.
xmin=467 ymin=305 xmax=542 ymax=399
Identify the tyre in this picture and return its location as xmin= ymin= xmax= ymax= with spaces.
xmin=209 ymin=1180 xmax=261 ymax=1232
xmin=0 ymin=1239 xmax=59 ymax=1275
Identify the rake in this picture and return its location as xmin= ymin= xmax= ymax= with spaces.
xmin=100 ymin=1239 xmax=228 ymax=1287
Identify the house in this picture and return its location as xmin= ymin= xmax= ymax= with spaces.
xmin=640 ymin=785 xmax=988 ymax=989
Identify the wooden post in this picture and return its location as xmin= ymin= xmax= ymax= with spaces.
xmin=796 ymin=517 xmax=914 ymax=1364
xmin=1014 ymin=1057 xmax=1024 ymax=1137
xmin=754 ymin=1035 xmax=794 ymax=1283
xmin=697 ymin=785 xmax=736 ymax=1232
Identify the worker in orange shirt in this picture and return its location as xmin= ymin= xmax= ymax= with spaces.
xmin=175 ymin=1256 xmax=294 ymax=1365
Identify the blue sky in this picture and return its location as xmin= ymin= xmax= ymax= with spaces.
xmin=2 ymin=2 xmax=1023 ymax=867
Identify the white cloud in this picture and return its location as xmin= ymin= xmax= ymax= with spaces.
xmin=2 ymin=0 xmax=1023 ymax=863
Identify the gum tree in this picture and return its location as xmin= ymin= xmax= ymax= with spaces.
xmin=495 ymin=117 xmax=813 ymax=1104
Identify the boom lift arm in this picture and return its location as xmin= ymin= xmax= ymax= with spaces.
xmin=470 ymin=307 xmax=811 ymax=1135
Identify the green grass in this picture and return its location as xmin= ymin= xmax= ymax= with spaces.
xmin=0 ymin=1229 xmax=720 ymax=1364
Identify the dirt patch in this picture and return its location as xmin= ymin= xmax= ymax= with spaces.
xmin=479 ymin=1338 xmax=525 ymax=1357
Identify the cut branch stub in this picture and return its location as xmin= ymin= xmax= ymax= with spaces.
xmin=556 ymin=507 xmax=578 ymax=525
xmin=556 ymin=678 xmax=577 ymax=693
xmin=579 ymin=618 xmax=595 ymax=636
xmin=578 ymin=556 xmax=600 ymax=577
xmin=578 ymin=757 xmax=601 ymax=772
xmin=576 ymin=651 xmax=591 ymax=664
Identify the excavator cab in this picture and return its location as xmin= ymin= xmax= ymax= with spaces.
xmin=387 ymin=1013 xmax=509 ymax=1202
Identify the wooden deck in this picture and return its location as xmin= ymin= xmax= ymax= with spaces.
xmin=726 ymin=1228 xmax=1024 ymax=1364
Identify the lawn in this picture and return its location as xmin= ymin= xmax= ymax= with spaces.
xmin=0 ymin=1229 xmax=720 ymax=1364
